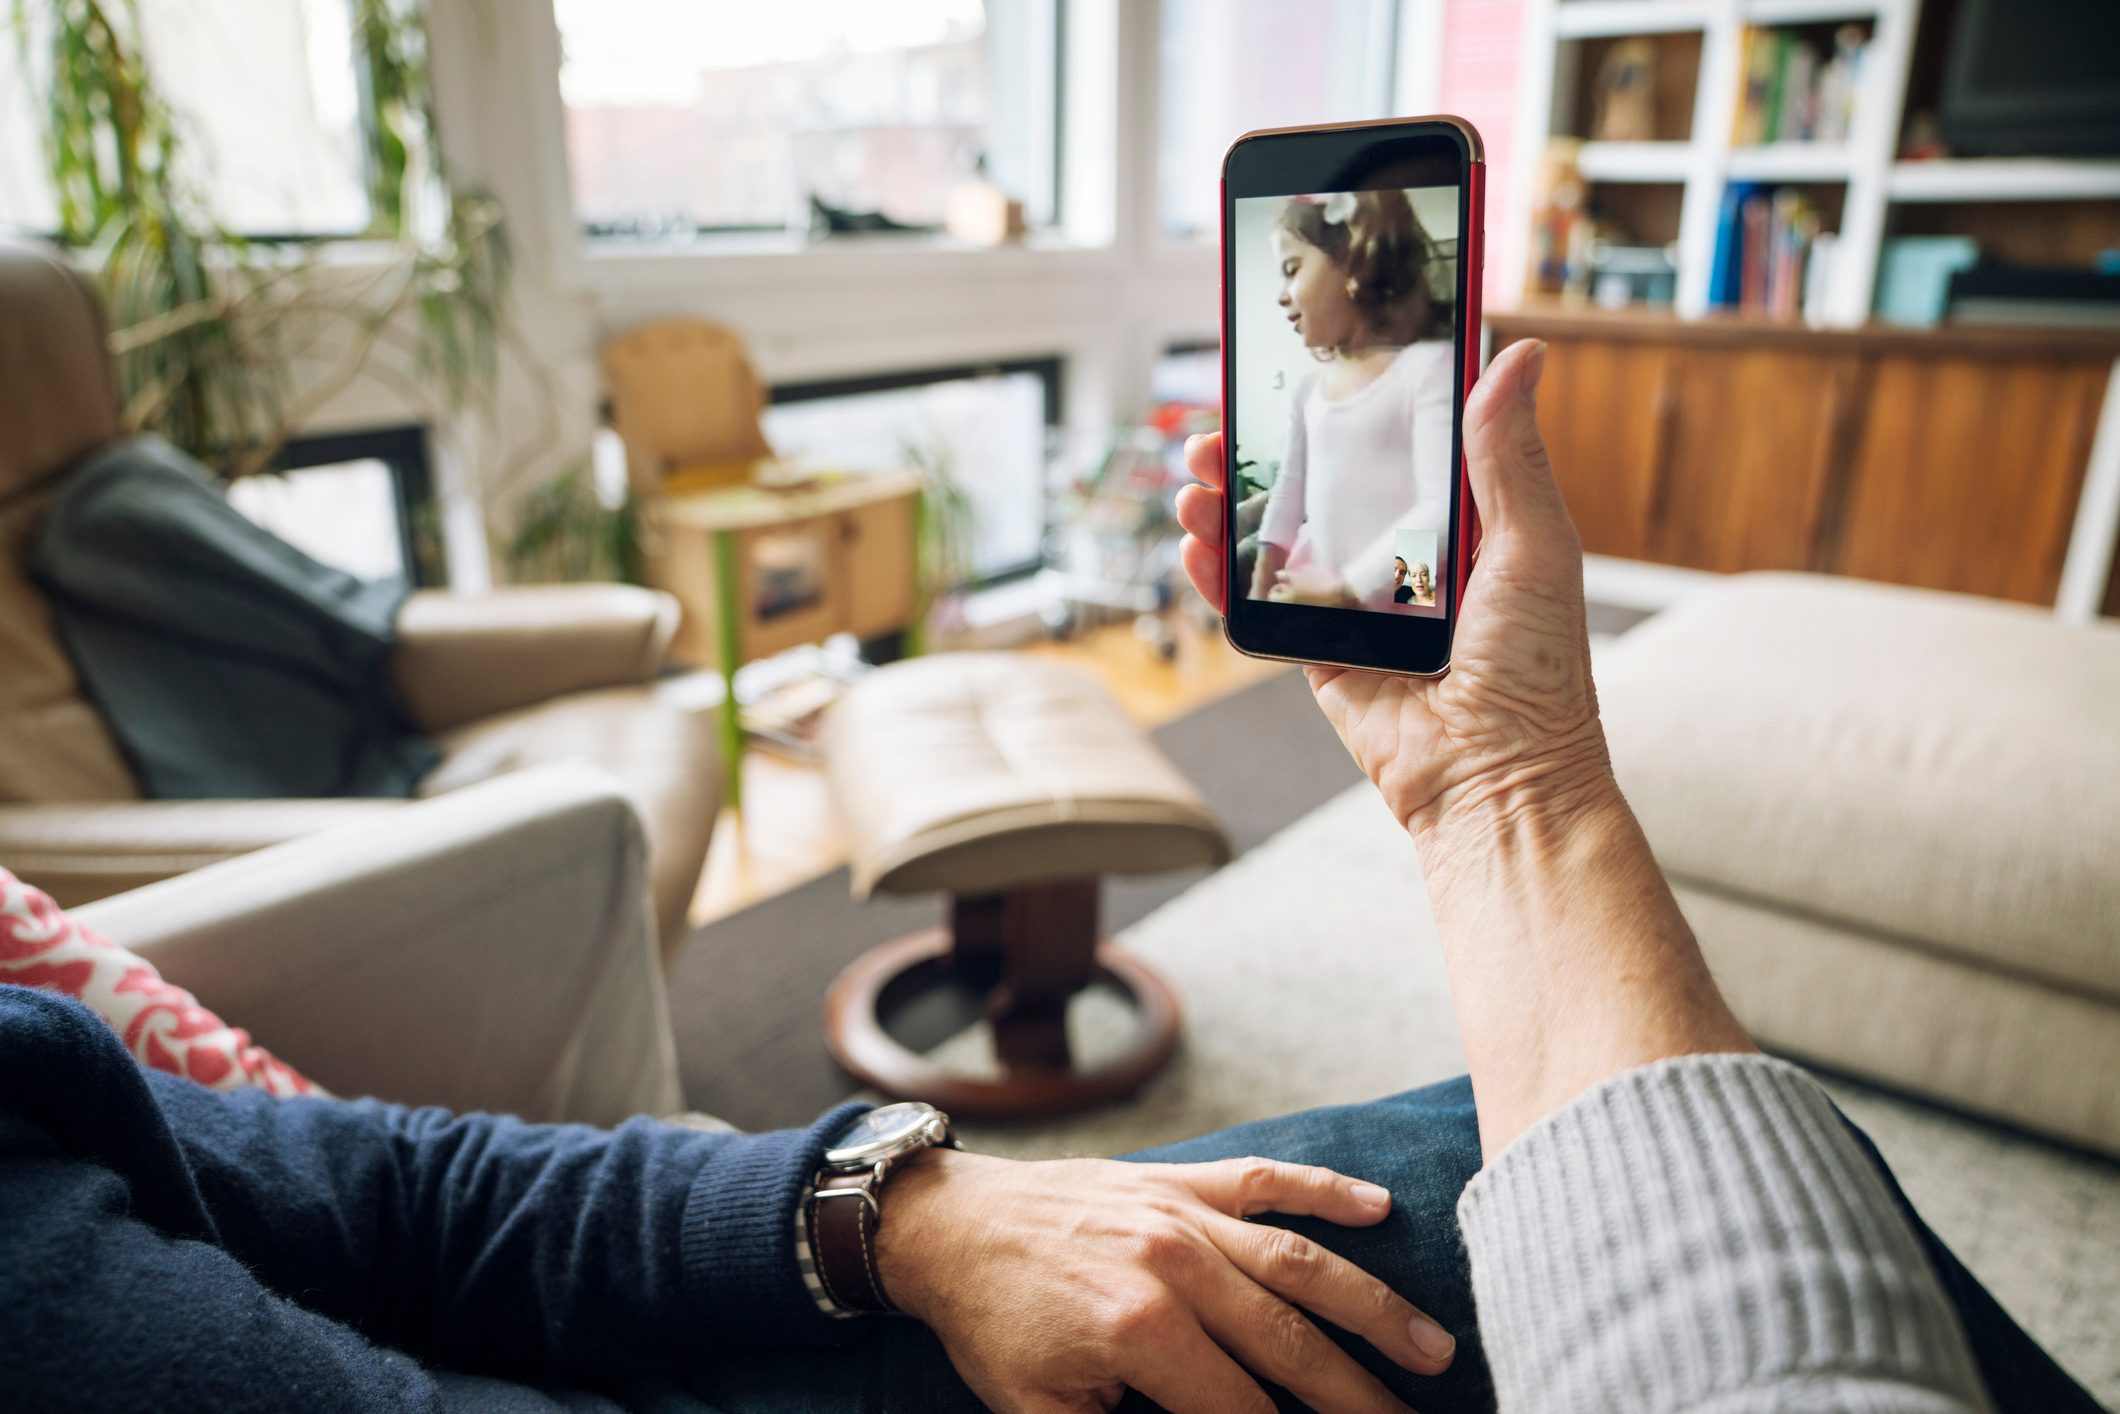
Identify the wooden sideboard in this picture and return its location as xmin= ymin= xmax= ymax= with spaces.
xmin=1487 ymin=307 xmax=2120 ymax=613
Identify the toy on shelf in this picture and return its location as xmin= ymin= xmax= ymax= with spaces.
xmin=1042 ymin=400 xmax=1217 ymax=660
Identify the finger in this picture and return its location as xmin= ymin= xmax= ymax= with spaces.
xmin=1192 ymin=1260 xmax=1418 ymax=1414
xmin=1303 ymin=665 xmax=1349 ymax=696
xmin=1174 ymin=1156 xmax=1397 ymax=1225
xmin=1183 ymin=431 xmax=1227 ymax=490
xmin=1181 ymin=530 xmax=1226 ymax=614
xmin=1210 ymin=1216 xmax=1455 ymax=1378
xmin=1118 ymin=1308 xmax=1277 ymax=1414
xmin=1460 ymin=338 xmax=1573 ymax=548
xmin=1174 ymin=481 xmax=1225 ymax=547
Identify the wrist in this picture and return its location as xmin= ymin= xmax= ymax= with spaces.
xmin=1405 ymin=728 xmax=1620 ymax=863
xmin=866 ymin=1145 xmax=985 ymax=1325
xmin=1410 ymin=746 xmax=1754 ymax=1157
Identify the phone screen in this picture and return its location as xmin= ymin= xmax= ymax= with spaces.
xmin=1233 ymin=183 xmax=1460 ymax=618
xmin=1221 ymin=121 xmax=1481 ymax=676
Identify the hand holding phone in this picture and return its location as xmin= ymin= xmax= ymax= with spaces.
xmin=1219 ymin=117 xmax=1486 ymax=677
xmin=1178 ymin=337 xmax=1609 ymax=840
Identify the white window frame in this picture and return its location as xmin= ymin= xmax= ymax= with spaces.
xmin=1152 ymin=0 xmax=1403 ymax=245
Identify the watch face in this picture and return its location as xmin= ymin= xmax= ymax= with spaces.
xmin=826 ymin=1102 xmax=940 ymax=1166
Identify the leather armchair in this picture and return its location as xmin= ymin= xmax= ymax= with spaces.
xmin=0 ymin=238 xmax=718 ymax=966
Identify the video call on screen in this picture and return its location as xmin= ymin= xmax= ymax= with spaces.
xmin=1233 ymin=183 xmax=1460 ymax=620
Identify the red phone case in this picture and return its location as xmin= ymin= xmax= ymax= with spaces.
xmin=1215 ymin=122 xmax=1487 ymax=634
xmin=1455 ymin=157 xmax=1486 ymax=613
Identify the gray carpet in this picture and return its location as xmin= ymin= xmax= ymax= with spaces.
xmin=663 ymin=667 xmax=1362 ymax=1131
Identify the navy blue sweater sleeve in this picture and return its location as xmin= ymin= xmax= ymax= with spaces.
xmin=0 ymin=985 xmax=869 ymax=1400
xmin=148 ymin=1073 xmax=870 ymax=1377
xmin=0 ymin=1138 xmax=456 ymax=1411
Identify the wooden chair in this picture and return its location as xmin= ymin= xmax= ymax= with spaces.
xmin=601 ymin=320 xmax=922 ymax=807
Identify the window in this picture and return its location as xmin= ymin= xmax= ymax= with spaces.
xmin=0 ymin=37 xmax=57 ymax=234
xmin=228 ymin=427 xmax=444 ymax=586
xmin=553 ymin=0 xmax=1060 ymax=240
xmin=0 ymin=0 xmax=368 ymax=238
xmin=764 ymin=361 xmax=1059 ymax=586
xmin=1157 ymin=0 xmax=1399 ymax=239
xmin=1151 ymin=341 xmax=1220 ymax=413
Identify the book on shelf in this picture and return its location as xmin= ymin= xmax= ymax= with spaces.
xmin=1740 ymin=190 xmax=1771 ymax=310
xmin=1732 ymin=23 xmax=1867 ymax=148
xmin=1710 ymin=183 xmax=1835 ymax=322
xmin=1708 ymin=181 xmax=1759 ymax=308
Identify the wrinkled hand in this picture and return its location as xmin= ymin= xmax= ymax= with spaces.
xmin=1177 ymin=340 xmax=1608 ymax=836
xmin=875 ymin=1148 xmax=1455 ymax=1414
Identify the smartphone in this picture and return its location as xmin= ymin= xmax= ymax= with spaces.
xmin=1219 ymin=116 xmax=1485 ymax=677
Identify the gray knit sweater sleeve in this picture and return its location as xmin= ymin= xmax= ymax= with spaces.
xmin=1456 ymin=1054 xmax=1993 ymax=1413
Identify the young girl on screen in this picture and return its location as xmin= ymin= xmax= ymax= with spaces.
xmin=1252 ymin=189 xmax=1455 ymax=614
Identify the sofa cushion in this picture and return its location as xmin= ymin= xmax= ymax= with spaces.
xmin=1599 ymin=573 xmax=2120 ymax=1002
xmin=1672 ymin=882 xmax=2120 ymax=1156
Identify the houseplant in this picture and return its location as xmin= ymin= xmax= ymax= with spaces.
xmin=13 ymin=0 xmax=519 ymax=536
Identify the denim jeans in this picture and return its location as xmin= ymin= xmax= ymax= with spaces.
xmin=642 ymin=1077 xmax=2100 ymax=1414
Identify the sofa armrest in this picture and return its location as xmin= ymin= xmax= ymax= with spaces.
xmin=70 ymin=764 xmax=684 ymax=1125
xmin=0 ymin=798 xmax=400 ymax=910
xmin=391 ymin=584 xmax=680 ymax=733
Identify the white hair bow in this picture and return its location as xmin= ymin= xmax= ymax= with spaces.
xmin=1321 ymin=191 xmax=1357 ymax=226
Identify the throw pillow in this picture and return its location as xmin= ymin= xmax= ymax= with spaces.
xmin=0 ymin=866 xmax=322 ymax=1097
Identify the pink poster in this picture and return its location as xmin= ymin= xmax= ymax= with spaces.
xmin=1438 ymin=0 xmax=1525 ymax=308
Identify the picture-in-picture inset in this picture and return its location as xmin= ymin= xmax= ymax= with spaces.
xmin=1391 ymin=528 xmax=1444 ymax=617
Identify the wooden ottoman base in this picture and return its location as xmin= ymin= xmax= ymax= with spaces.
xmin=823 ymin=879 xmax=1181 ymax=1120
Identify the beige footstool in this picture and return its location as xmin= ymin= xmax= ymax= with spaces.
xmin=1598 ymin=572 xmax=2120 ymax=1156
xmin=820 ymin=653 xmax=1231 ymax=1118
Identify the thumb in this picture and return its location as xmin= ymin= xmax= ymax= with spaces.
xmin=1461 ymin=338 xmax=1573 ymax=549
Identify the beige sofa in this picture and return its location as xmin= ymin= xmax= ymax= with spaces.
xmin=1597 ymin=572 xmax=2120 ymax=1157
xmin=70 ymin=764 xmax=684 ymax=1125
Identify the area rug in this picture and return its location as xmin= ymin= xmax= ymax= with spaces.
xmin=918 ymin=783 xmax=2120 ymax=1405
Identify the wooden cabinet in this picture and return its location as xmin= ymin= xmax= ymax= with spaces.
xmin=1491 ymin=308 xmax=2120 ymax=607
xmin=1535 ymin=337 xmax=1864 ymax=573
xmin=838 ymin=495 xmax=919 ymax=640
xmin=1830 ymin=356 xmax=2109 ymax=604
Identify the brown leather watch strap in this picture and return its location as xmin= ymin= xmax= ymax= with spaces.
xmin=805 ymin=1171 xmax=895 ymax=1313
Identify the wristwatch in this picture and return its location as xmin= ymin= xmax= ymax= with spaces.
xmin=804 ymin=1101 xmax=957 ymax=1314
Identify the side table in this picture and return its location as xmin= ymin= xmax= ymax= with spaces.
xmin=641 ymin=469 xmax=922 ymax=807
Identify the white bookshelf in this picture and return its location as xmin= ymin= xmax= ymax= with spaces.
xmin=1575 ymin=140 xmax=1694 ymax=182
xmin=1553 ymin=0 xmax=1718 ymax=39
xmin=1723 ymin=143 xmax=1853 ymax=182
xmin=1500 ymin=0 xmax=2120 ymax=621
xmin=1886 ymin=159 xmax=2120 ymax=203
xmin=1740 ymin=0 xmax=1881 ymax=24
xmin=1503 ymin=0 xmax=1979 ymax=326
